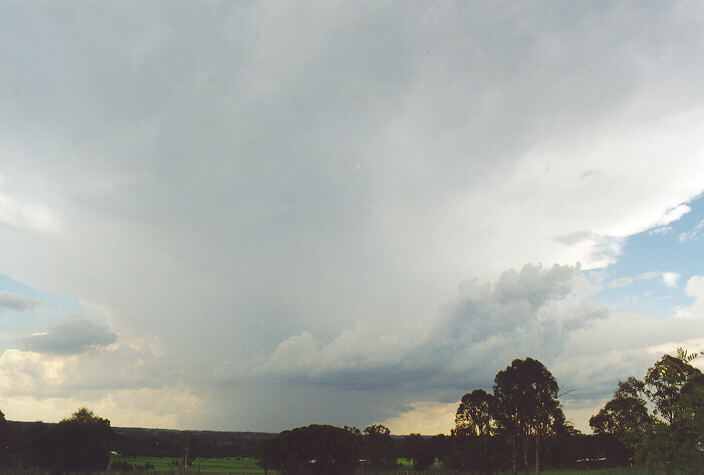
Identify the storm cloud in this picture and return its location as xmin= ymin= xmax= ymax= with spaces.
xmin=0 ymin=1 xmax=703 ymax=431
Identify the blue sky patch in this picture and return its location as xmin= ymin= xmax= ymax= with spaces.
xmin=589 ymin=193 xmax=704 ymax=317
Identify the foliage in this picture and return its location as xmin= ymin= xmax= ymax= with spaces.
xmin=494 ymin=357 xmax=563 ymax=474
xmin=362 ymin=424 xmax=395 ymax=469
xmin=455 ymin=389 xmax=495 ymax=437
xmin=645 ymin=353 xmax=701 ymax=424
xmin=402 ymin=433 xmax=434 ymax=471
xmin=591 ymin=348 xmax=704 ymax=470
xmin=51 ymin=407 xmax=113 ymax=471
xmin=267 ymin=424 xmax=359 ymax=475
xmin=589 ymin=387 xmax=651 ymax=461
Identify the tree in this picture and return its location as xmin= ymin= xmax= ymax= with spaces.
xmin=454 ymin=389 xmax=496 ymax=473
xmin=257 ymin=437 xmax=278 ymax=475
xmin=403 ymin=433 xmax=434 ymax=471
xmin=643 ymin=351 xmax=704 ymax=469
xmin=362 ymin=424 xmax=395 ymax=470
xmin=51 ymin=407 xmax=112 ymax=471
xmin=269 ymin=424 xmax=359 ymax=475
xmin=591 ymin=348 xmax=704 ymax=469
xmin=645 ymin=353 xmax=701 ymax=424
xmin=455 ymin=389 xmax=495 ymax=437
xmin=0 ymin=409 xmax=6 ymax=467
xmin=494 ymin=357 xmax=563 ymax=475
xmin=589 ymin=384 xmax=651 ymax=463
xmin=343 ymin=425 xmax=362 ymax=439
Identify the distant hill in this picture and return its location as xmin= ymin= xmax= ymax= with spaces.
xmin=7 ymin=420 xmax=277 ymax=459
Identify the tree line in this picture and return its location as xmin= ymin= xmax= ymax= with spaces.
xmin=0 ymin=408 xmax=112 ymax=471
xmin=589 ymin=347 xmax=704 ymax=472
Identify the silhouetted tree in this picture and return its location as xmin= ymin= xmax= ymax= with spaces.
xmin=343 ymin=425 xmax=362 ymax=439
xmin=403 ymin=433 xmax=434 ymax=471
xmin=453 ymin=389 xmax=496 ymax=472
xmin=362 ymin=424 xmax=395 ymax=470
xmin=589 ymin=381 xmax=650 ymax=463
xmin=494 ymin=357 xmax=563 ymax=475
xmin=51 ymin=407 xmax=112 ymax=471
xmin=455 ymin=389 xmax=495 ymax=437
xmin=0 ymin=410 xmax=7 ymax=467
xmin=257 ymin=437 xmax=278 ymax=475
xmin=269 ymin=424 xmax=359 ymax=475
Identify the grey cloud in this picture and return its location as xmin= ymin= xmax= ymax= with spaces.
xmin=0 ymin=1 xmax=703 ymax=431
xmin=259 ymin=265 xmax=607 ymax=393
xmin=22 ymin=317 xmax=117 ymax=355
xmin=0 ymin=291 xmax=41 ymax=313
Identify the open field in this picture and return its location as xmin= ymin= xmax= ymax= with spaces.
xmin=109 ymin=456 xmax=678 ymax=474
xmin=109 ymin=456 xmax=276 ymax=473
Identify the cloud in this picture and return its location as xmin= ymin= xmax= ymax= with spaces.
xmin=0 ymin=386 xmax=203 ymax=428
xmin=639 ymin=271 xmax=660 ymax=280
xmin=662 ymin=272 xmax=680 ymax=288
xmin=679 ymin=218 xmax=704 ymax=242
xmin=0 ymin=291 xmax=41 ymax=312
xmin=0 ymin=336 xmax=172 ymax=400
xmin=649 ymin=226 xmax=672 ymax=235
xmin=258 ymin=264 xmax=607 ymax=395
xmin=255 ymin=267 xmax=704 ymax=433
xmin=656 ymin=204 xmax=691 ymax=227
xmin=553 ymin=232 xmax=625 ymax=269
xmin=382 ymin=401 xmax=457 ymax=435
xmin=21 ymin=317 xmax=117 ymax=355
xmin=0 ymin=1 xmax=703 ymax=432
xmin=608 ymin=277 xmax=633 ymax=288
xmin=580 ymin=170 xmax=602 ymax=179
xmin=0 ymin=193 xmax=60 ymax=235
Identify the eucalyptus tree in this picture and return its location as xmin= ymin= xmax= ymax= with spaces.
xmin=455 ymin=389 xmax=495 ymax=437
xmin=493 ymin=357 xmax=563 ymax=475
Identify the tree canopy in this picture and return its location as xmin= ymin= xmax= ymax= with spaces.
xmin=591 ymin=347 xmax=704 ymax=470
xmin=51 ymin=407 xmax=113 ymax=471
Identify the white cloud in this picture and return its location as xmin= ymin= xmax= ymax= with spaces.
xmin=608 ymin=277 xmax=633 ymax=288
xmin=656 ymin=204 xmax=691 ymax=227
xmin=649 ymin=226 xmax=672 ymax=235
xmin=0 ymin=386 xmax=203 ymax=428
xmin=0 ymin=193 xmax=59 ymax=235
xmin=662 ymin=272 xmax=680 ymax=288
xmin=639 ymin=271 xmax=660 ymax=280
xmin=383 ymin=401 xmax=457 ymax=435
xmin=686 ymin=275 xmax=704 ymax=298
xmin=679 ymin=218 xmax=704 ymax=242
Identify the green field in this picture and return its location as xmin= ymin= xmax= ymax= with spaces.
xmin=109 ymin=455 xmax=277 ymax=473
xmin=109 ymin=456 xmax=674 ymax=474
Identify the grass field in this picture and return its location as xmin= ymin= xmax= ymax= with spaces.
xmin=109 ymin=455 xmax=275 ymax=473
xmin=109 ymin=456 xmax=674 ymax=474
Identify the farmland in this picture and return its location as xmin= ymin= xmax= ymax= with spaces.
xmin=107 ymin=455 xmax=674 ymax=475
xmin=109 ymin=455 xmax=272 ymax=473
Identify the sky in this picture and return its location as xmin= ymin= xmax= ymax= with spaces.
xmin=1 ymin=1 xmax=704 ymax=434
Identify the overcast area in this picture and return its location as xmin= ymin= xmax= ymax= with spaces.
xmin=1 ymin=1 xmax=704 ymax=433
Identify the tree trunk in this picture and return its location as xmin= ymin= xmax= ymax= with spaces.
xmin=523 ymin=435 xmax=528 ymax=474
xmin=535 ymin=432 xmax=540 ymax=475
